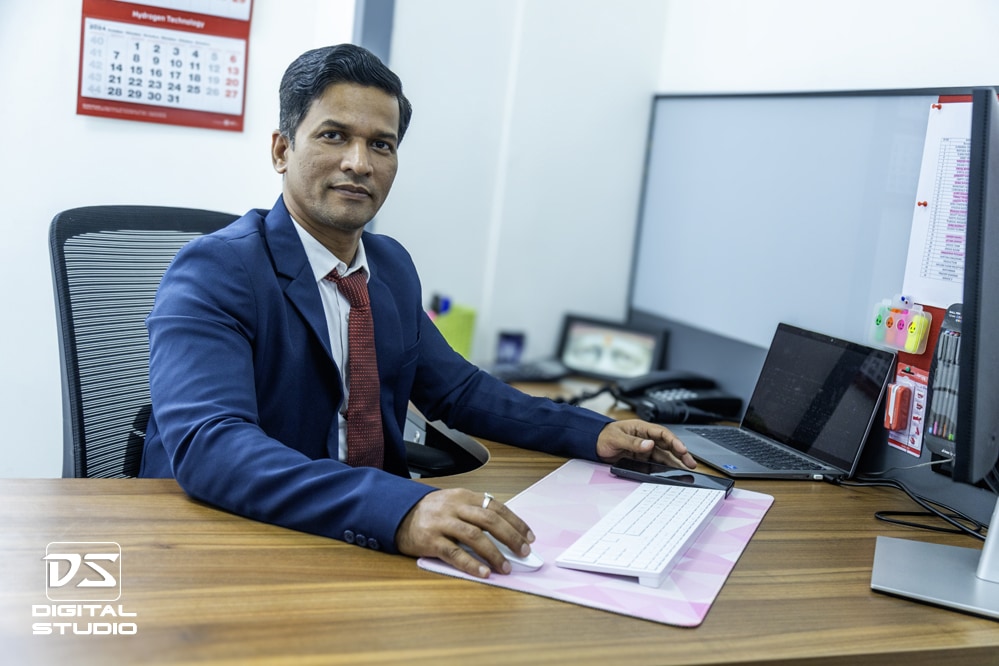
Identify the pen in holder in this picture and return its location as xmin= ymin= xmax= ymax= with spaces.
xmin=869 ymin=294 xmax=932 ymax=354
xmin=924 ymin=304 xmax=962 ymax=458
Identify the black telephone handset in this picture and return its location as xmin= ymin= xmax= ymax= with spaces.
xmin=611 ymin=370 xmax=743 ymax=425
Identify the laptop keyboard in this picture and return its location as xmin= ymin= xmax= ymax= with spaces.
xmin=687 ymin=427 xmax=824 ymax=471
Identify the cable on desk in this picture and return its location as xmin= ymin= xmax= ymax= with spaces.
xmin=553 ymin=384 xmax=613 ymax=406
xmin=860 ymin=455 xmax=955 ymax=477
xmin=834 ymin=470 xmax=987 ymax=542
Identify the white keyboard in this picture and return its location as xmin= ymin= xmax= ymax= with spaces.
xmin=555 ymin=482 xmax=725 ymax=587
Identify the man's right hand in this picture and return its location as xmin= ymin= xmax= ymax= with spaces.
xmin=395 ymin=488 xmax=535 ymax=578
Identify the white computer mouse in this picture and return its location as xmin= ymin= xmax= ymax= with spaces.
xmin=461 ymin=532 xmax=544 ymax=572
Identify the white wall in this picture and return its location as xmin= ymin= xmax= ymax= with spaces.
xmin=381 ymin=0 xmax=669 ymax=364
xmin=0 ymin=0 xmax=354 ymax=477
xmin=659 ymin=0 xmax=999 ymax=93
xmin=3 ymin=0 xmax=998 ymax=477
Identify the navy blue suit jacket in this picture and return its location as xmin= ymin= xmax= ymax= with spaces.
xmin=140 ymin=197 xmax=611 ymax=552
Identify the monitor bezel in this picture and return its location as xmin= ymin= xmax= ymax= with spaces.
xmin=953 ymin=88 xmax=999 ymax=487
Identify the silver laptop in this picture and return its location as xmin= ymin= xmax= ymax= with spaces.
xmin=670 ymin=323 xmax=896 ymax=480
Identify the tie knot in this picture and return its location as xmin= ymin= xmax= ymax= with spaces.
xmin=325 ymin=269 xmax=369 ymax=309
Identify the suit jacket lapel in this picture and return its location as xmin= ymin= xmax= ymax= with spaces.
xmin=264 ymin=197 xmax=335 ymax=360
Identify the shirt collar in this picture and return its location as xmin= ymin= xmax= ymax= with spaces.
xmin=290 ymin=216 xmax=370 ymax=283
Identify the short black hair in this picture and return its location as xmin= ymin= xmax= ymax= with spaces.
xmin=278 ymin=44 xmax=413 ymax=145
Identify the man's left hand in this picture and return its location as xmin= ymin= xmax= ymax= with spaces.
xmin=596 ymin=419 xmax=697 ymax=469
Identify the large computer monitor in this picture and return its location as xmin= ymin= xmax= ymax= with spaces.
xmin=871 ymin=88 xmax=999 ymax=620
xmin=628 ymin=89 xmax=968 ymax=352
xmin=954 ymin=89 xmax=999 ymax=488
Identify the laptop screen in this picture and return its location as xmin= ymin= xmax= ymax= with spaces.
xmin=742 ymin=323 xmax=896 ymax=472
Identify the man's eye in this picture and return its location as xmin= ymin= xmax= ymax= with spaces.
xmin=321 ymin=131 xmax=344 ymax=141
xmin=372 ymin=140 xmax=395 ymax=153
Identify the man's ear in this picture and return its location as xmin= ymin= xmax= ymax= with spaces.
xmin=271 ymin=130 xmax=290 ymax=174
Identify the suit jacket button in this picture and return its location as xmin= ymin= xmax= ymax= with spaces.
xmin=368 ymin=538 xmax=380 ymax=550
xmin=355 ymin=534 xmax=368 ymax=548
xmin=343 ymin=530 xmax=355 ymax=544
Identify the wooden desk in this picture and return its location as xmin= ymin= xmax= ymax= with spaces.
xmin=2 ymin=440 xmax=998 ymax=665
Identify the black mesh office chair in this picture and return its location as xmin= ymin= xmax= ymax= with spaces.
xmin=49 ymin=206 xmax=239 ymax=477
xmin=49 ymin=205 xmax=479 ymax=479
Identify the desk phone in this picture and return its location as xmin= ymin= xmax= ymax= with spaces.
xmin=611 ymin=370 xmax=743 ymax=424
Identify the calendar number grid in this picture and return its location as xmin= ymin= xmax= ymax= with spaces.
xmin=82 ymin=18 xmax=246 ymax=117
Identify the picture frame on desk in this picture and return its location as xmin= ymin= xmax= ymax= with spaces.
xmin=555 ymin=314 xmax=669 ymax=382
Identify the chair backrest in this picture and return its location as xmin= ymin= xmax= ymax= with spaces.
xmin=49 ymin=206 xmax=238 ymax=478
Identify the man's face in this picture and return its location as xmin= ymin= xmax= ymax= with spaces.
xmin=272 ymin=82 xmax=400 ymax=242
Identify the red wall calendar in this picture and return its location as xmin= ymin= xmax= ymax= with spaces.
xmin=77 ymin=0 xmax=253 ymax=131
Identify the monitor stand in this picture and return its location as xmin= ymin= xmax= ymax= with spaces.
xmin=871 ymin=497 xmax=999 ymax=620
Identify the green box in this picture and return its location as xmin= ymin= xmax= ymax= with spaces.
xmin=432 ymin=305 xmax=476 ymax=359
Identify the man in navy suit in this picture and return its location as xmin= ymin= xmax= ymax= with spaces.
xmin=141 ymin=44 xmax=695 ymax=579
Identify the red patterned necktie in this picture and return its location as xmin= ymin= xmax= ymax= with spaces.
xmin=325 ymin=268 xmax=384 ymax=469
